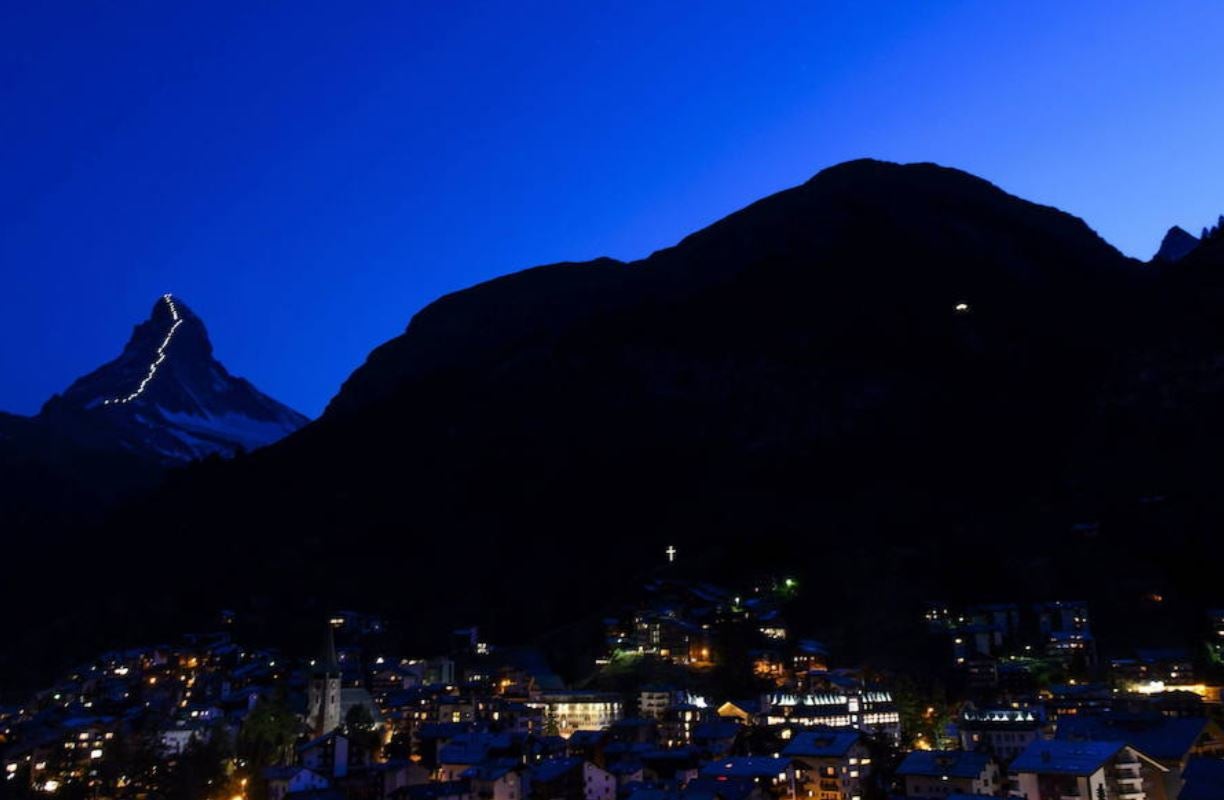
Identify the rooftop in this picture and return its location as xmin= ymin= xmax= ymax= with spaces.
xmin=782 ymin=729 xmax=861 ymax=759
xmin=896 ymin=750 xmax=992 ymax=779
xmin=699 ymin=757 xmax=788 ymax=779
xmin=1055 ymin=714 xmax=1212 ymax=761
xmin=1010 ymin=740 xmax=1125 ymax=775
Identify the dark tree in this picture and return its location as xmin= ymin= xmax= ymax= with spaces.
xmin=343 ymin=704 xmax=381 ymax=761
xmin=237 ymin=698 xmax=298 ymax=770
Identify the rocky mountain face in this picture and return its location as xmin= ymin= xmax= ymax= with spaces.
xmin=9 ymin=160 xmax=1224 ymax=688
xmin=42 ymin=294 xmax=308 ymax=462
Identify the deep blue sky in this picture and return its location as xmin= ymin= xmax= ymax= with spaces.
xmin=3 ymin=2 xmax=1223 ymax=417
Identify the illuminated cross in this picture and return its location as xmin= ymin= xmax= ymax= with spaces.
xmin=665 ymin=545 xmax=676 ymax=563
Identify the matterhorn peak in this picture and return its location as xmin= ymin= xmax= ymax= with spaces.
xmin=42 ymin=294 xmax=308 ymax=462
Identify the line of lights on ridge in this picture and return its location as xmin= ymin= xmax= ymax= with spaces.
xmin=102 ymin=293 xmax=182 ymax=406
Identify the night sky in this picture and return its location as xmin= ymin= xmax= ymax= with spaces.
xmin=3 ymin=2 xmax=1223 ymax=417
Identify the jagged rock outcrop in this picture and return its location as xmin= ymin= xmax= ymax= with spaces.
xmin=1152 ymin=225 xmax=1199 ymax=263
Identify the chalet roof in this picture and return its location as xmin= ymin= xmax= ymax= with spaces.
xmin=1055 ymin=714 xmax=1212 ymax=762
xmin=1010 ymin=740 xmax=1143 ymax=776
xmin=531 ymin=756 xmax=583 ymax=782
xmin=609 ymin=760 xmax=645 ymax=775
xmin=718 ymin=699 xmax=760 ymax=715
xmin=699 ymin=756 xmax=788 ymax=779
xmin=604 ymin=742 xmax=654 ymax=757
xmin=896 ymin=750 xmax=991 ymax=779
xmin=782 ymin=729 xmax=861 ymax=758
xmin=461 ymin=759 xmax=518 ymax=782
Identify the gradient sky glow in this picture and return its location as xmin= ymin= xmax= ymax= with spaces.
xmin=3 ymin=1 xmax=1223 ymax=416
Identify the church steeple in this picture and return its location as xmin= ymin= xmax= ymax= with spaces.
xmin=316 ymin=622 xmax=340 ymax=675
xmin=308 ymin=621 xmax=342 ymax=735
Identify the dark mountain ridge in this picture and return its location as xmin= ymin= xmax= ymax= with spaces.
xmin=9 ymin=159 xmax=1224 ymax=692
xmin=330 ymin=160 xmax=1134 ymax=417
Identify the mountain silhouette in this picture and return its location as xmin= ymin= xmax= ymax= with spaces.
xmin=9 ymin=160 xmax=1224 ymax=688
xmin=1153 ymin=225 xmax=1199 ymax=262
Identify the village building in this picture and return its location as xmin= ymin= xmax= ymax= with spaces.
xmin=1009 ymin=740 xmax=1168 ymax=800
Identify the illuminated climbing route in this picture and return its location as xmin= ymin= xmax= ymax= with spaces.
xmin=103 ymin=294 xmax=183 ymax=406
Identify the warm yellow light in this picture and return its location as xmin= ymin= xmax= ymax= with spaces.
xmin=1132 ymin=681 xmax=1209 ymax=697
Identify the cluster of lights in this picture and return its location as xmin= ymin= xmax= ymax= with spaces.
xmin=1131 ymin=680 xmax=1209 ymax=697
xmin=963 ymin=709 xmax=1038 ymax=722
xmin=103 ymin=294 xmax=182 ymax=406
xmin=768 ymin=691 xmax=892 ymax=707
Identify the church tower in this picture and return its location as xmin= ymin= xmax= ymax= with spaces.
xmin=307 ymin=623 xmax=342 ymax=736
